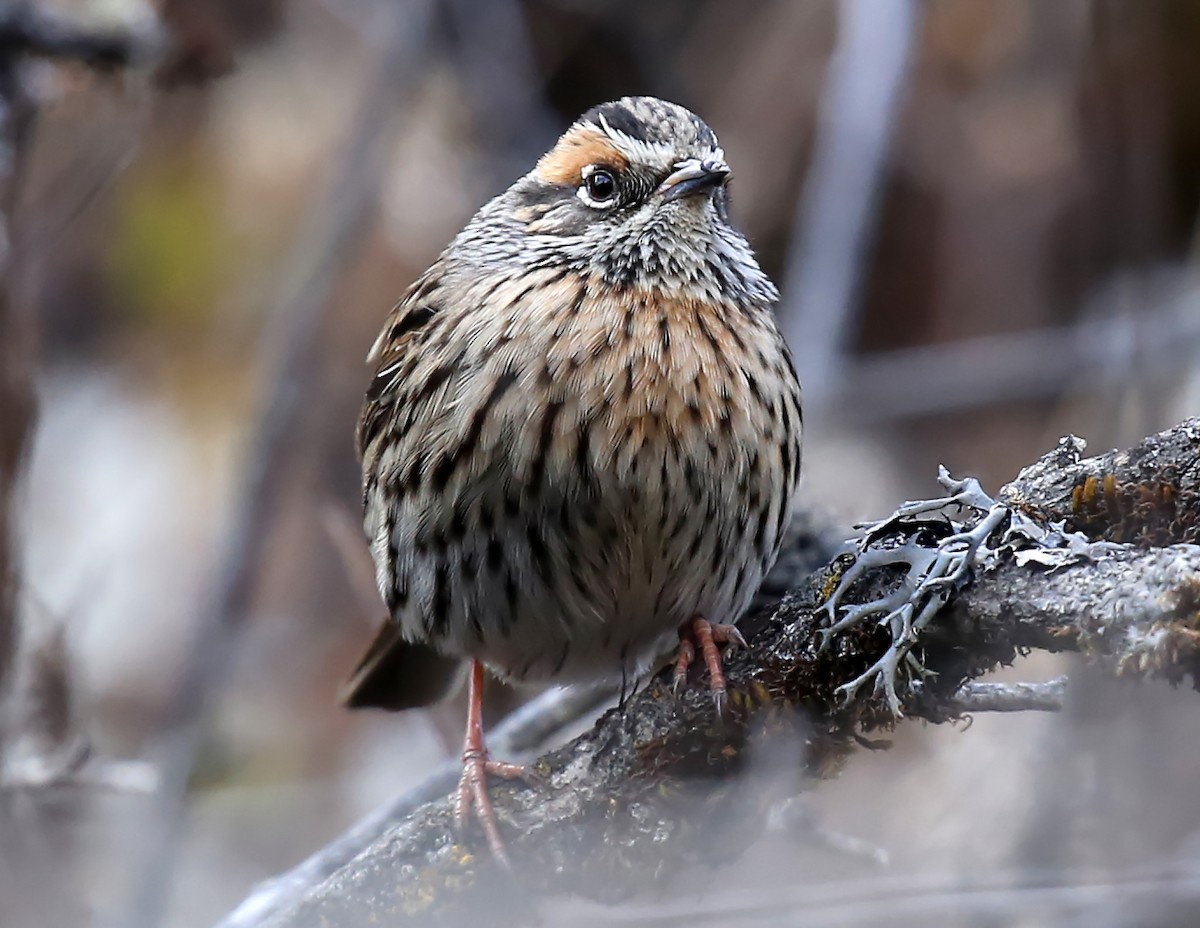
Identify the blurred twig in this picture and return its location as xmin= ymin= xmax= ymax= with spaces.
xmin=0 ymin=0 xmax=159 ymax=777
xmin=19 ymin=124 xmax=146 ymax=272
xmin=0 ymin=596 xmax=160 ymax=795
xmin=122 ymin=3 xmax=437 ymax=926
xmin=834 ymin=286 xmax=1200 ymax=421
xmin=781 ymin=0 xmax=921 ymax=412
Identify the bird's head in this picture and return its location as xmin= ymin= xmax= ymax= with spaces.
xmin=487 ymin=96 xmax=769 ymax=301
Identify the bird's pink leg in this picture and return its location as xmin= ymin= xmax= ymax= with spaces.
xmin=673 ymin=616 xmax=747 ymax=704
xmin=455 ymin=659 xmax=525 ymax=866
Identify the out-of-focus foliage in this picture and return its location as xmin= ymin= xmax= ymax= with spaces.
xmin=105 ymin=154 xmax=230 ymax=330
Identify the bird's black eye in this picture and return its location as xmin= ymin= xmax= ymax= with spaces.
xmin=583 ymin=168 xmax=617 ymax=202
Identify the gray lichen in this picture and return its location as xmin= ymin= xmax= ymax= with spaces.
xmin=817 ymin=468 xmax=1120 ymax=713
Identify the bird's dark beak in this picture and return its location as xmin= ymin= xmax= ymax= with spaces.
xmin=658 ymin=158 xmax=731 ymax=202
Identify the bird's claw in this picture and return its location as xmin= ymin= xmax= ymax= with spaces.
xmin=672 ymin=616 xmax=745 ymax=708
xmin=455 ymin=752 xmax=530 ymax=869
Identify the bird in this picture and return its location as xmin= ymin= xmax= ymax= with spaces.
xmin=341 ymin=96 xmax=803 ymax=863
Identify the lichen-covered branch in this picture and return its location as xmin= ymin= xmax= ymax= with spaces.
xmin=999 ymin=419 xmax=1200 ymax=546
xmin=947 ymin=545 xmax=1200 ymax=687
xmin=248 ymin=418 xmax=1200 ymax=928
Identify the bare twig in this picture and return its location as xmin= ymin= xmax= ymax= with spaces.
xmin=936 ymin=677 xmax=1068 ymax=714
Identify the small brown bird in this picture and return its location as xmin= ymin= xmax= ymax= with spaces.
xmin=343 ymin=96 xmax=802 ymax=861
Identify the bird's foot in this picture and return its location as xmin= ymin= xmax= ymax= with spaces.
xmin=673 ymin=616 xmax=747 ymax=710
xmin=453 ymin=659 xmax=535 ymax=867
xmin=454 ymin=749 xmax=528 ymax=868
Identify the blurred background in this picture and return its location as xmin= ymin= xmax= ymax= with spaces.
xmin=3 ymin=0 xmax=1200 ymax=925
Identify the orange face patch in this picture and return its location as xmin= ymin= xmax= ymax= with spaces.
xmin=534 ymin=127 xmax=629 ymax=186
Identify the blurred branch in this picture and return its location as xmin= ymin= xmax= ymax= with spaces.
xmin=443 ymin=0 xmax=559 ymax=175
xmin=219 ymin=681 xmax=616 ymax=928
xmin=152 ymin=0 xmax=283 ymax=85
xmin=834 ymin=289 xmax=1200 ymax=421
xmin=781 ymin=0 xmax=921 ymax=411
xmin=122 ymin=4 xmax=438 ymax=927
xmin=2 ymin=752 xmax=158 ymax=794
xmin=0 ymin=5 xmax=159 ymax=70
xmin=0 ymin=0 xmax=167 ymax=744
xmin=547 ymin=860 xmax=1200 ymax=926
xmin=0 ymin=0 xmax=38 ymax=739
xmin=0 ymin=0 xmax=158 ymax=767
xmin=232 ymin=419 xmax=1200 ymax=927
